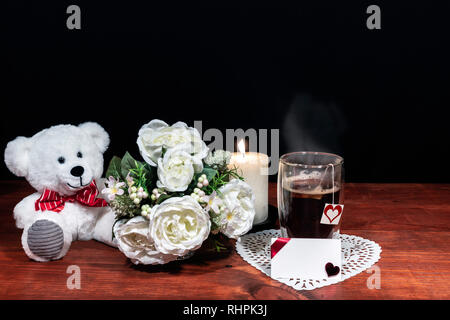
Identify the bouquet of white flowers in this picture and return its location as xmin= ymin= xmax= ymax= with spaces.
xmin=103 ymin=120 xmax=256 ymax=265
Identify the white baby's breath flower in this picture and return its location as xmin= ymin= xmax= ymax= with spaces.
xmin=137 ymin=119 xmax=209 ymax=166
xmin=204 ymin=150 xmax=231 ymax=171
xmin=217 ymin=179 xmax=255 ymax=239
xmin=156 ymin=145 xmax=203 ymax=192
xmin=149 ymin=196 xmax=211 ymax=256
xmin=113 ymin=217 xmax=178 ymax=265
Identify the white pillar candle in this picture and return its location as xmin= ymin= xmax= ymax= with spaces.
xmin=229 ymin=141 xmax=268 ymax=225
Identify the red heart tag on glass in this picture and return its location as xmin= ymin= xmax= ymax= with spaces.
xmin=320 ymin=203 xmax=344 ymax=225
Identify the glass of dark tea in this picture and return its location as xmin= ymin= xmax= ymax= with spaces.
xmin=277 ymin=152 xmax=344 ymax=239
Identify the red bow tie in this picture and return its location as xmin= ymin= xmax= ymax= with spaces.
xmin=35 ymin=180 xmax=108 ymax=213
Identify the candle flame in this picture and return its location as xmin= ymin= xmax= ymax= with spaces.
xmin=238 ymin=139 xmax=245 ymax=157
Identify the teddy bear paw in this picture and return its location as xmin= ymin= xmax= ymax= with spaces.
xmin=27 ymin=219 xmax=65 ymax=261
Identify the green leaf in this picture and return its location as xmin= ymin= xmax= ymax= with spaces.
xmin=187 ymin=167 xmax=218 ymax=194
xmin=201 ymin=167 xmax=218 ymax=181
xmin=161 ymin=146 xmax=168 ymax=157
xmin=193 ymin=167 xmax=218 ymax=186
xmin=121 ymin=152 xmax=139 ymax=179
xmin=121 ymin=152 xmax=155 ymax=185
xmin=156 ymin=193 xmax=172 ymax=204
xmin=143 ymin=162 xmax=156 ymax=183
xmin=105 ymin=156 xmax=122 ymax=180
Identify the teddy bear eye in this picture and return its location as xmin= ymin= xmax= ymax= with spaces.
xmin=58 ymin=157 xmax=65 ymax=164
xmin=77 ymin=152 xmax=83 ymax=158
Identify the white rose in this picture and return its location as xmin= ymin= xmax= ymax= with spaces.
xmin=137 ymin=119 xmax=209 ymax=166
xmin=113 ymin=216 xmax=178 ymax=265
xmin=156 ymin=145 xmax=203 ymax=192
xmin=218 ymin=179 xmax=255 ymax=239
xmin=149 ymin=196 xmax=211 ymax=256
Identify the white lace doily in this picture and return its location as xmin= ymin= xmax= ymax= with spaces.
xmin=236 ymin=229 xmax=382 ymax=291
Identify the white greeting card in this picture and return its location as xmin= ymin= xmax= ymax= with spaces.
xmin=271 ymin=238 xmax=342 ymax=280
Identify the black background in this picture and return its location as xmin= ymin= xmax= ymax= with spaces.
xmin=0 ymin=300 xmax=442 ymax=318
xmin=3 ymin=1 xmax=450 ymax=182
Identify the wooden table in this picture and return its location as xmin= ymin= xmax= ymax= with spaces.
xmin=0 ymin=181 xmax=449 ymax=300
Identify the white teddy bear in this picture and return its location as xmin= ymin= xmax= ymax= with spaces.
xmin=4 ymin=122 xmax=117 ymax=262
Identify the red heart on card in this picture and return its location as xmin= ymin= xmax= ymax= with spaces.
xmin=324 ymin=204 xmax=342 ymax=223
xmin=325 ymin=262 xmax=340 ymax=277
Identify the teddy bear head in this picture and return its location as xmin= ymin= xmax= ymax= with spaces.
xmin=4 ymin=122 xmax=110 ymax=196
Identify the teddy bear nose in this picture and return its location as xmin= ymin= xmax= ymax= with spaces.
xmin=70 ymin=166 xmax=84 ymax=177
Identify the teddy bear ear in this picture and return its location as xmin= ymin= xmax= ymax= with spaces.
xmin=4 ymin=136 xmax=31 ymax=177
xmin=78 ymin=122 xmax=110 ymax=153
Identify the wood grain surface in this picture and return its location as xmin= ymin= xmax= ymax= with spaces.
xmin=0 ymin=181 xmax=449 ymax=300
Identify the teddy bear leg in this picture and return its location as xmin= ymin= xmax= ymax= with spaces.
xmin=21 ymin=214 xmax=73 ymax=262
xmin=93 ymin=207 xmax=118 ymax=248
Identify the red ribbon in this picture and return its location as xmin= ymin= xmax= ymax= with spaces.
xmin=35 ymin=180 xmax=107 ymax=213
xmin=271 ymin=237 xmax=291 ymax=259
